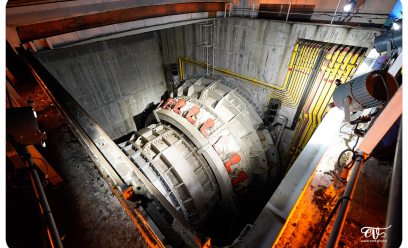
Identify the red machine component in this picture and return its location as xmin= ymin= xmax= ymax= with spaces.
xmin=213 ymin=135 xmax=229 ymax=155
xmin=224 ymin=153 xmax=241 ymax=173
xmin=163 ymin=97 xmax=175 ymax=110
xmin=186 ymin=105 xmax=200 ymax=124
xmin=199 ymin=118 xmax=215 ymax=138
xmin=232 ymin=171 xmax=248 ymax=188
xmin=173 ymin=99 xmax=186 ymax=115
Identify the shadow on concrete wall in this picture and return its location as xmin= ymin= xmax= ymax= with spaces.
xmin=113 ymin=92 xmax=169 ymax=144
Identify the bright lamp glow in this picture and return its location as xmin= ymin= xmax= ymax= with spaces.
xmin=393 ymin=22 xmax=400 ymax=30
xmin=343 ymin=0 xmax=357 ymax=12
xmin=343 ymin=4 xmax=352 ymax=12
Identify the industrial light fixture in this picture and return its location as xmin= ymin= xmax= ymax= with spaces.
xmin=393 ymin=21 xmax=400 ymax=30
xmin=343 ymin=0 xmax=357 ymax=12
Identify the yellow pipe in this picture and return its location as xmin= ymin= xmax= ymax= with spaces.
xmin=270 ymin=42 xmax=317 ymax=104
xmin=281 ymin=42 xmax=320 ymax=104
xmin=270 ymin=43 xmax=333 ymax=108
xmin=316 ymin=46 xmax=359 ymax=124
xmin=178 ymin=42 xmax=315 ymax=106
xmin=287 ymin=47 xmax=345 ymax=164
xmin=299 ymin=47 xmax=364 ymax=151
xmin=272 ymin=41 xmax=303 ymax=101
xmin=179 ymin=45 xmax=366 ymax=169
xmin=181 ymin=57 xmax=287 ymax=90
xmin=284 ymin=46 xmax=366 ymax=170
xmin=320 ymin=47 xmax=366 ymax=117
xmin=281 ymin=42 xmax=303 ymax=84
xmin=298 ymin=46 xmax=350 ymax=151
xmin=179 ymin=42 xmax=332 ymax=108
xmin=269 ymin=42 xmax=319 ymax=107
xmin=277 ymin=42 xmax=313 ymax=102
xmin=283 ymin=44 xmax=335 ymax=164
xmin=293 ymin=46 xmax=345 ymax=153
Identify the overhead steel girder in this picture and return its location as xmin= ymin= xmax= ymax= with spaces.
xmin=15 ymin=2 xmax=225 ymax=42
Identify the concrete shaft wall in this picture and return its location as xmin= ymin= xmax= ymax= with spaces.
xmin=159 ymin=17 xmax=382 ymax=152
xmin=34 ymin=17 xmax=382 ymax=152
xmin=35 ymin=32 xmax=166 ymax=139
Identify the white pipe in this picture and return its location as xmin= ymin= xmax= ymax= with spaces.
xmin=286 ymin=0 xmax=292 ymax=21
xmin=331 ymin=0 xmax=343 ymax=24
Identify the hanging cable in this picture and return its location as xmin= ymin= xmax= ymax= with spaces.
xmin=315 ymin=196 xmax=351 ymax=248
xmin=32 ymin=157 xmax=49 ymax=177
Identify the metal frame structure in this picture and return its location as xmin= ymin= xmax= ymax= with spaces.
xmin=326 ymin=85 xmax=402 ymax=248
xmin=6 ymin=99 xmax=63 ymax=248
xmin=17 ymin=47 xmax=198 ymax=248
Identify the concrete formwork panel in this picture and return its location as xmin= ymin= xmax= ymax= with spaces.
xmin=34 ymin=32 xmax=167 ymax=139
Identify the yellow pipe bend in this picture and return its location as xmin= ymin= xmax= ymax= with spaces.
xmin=269 ymin=42 xmax=324 ymax=107
xmin=271 ymin=43 xmax=334 ymax=108
xmin=266 ymin=41 xmax=311 ymax=106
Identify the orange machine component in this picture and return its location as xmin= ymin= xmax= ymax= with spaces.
xmin=232 ymin=171 xmax=248 ymax=188
xmin=173 ymin=99 xmax=186 ymax=115
xmin=195 ymin=236 xmax=214 ymax=248
xmin=200 ymin=118 xmax=215 ymax=138
xmin=213 ymin=135 xmax=229 ymax=155
xmin=163 ymin=97 xmax=175 ymax=110
xmin=224 ymin=153 xmax=241 ymax=173
xmin=122 ymin=186 xmax=136 ymax=201
xmin=186 ymin=105 xmax=200 ymax=124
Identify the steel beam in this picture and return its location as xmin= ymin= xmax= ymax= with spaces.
xmin=16 ymin=2 xmax=225 ymax=42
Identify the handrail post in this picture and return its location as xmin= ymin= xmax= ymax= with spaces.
xmin=286 ymin=0 xmax=292 ymax=21
xmin=331 ymin=0 xmax=343 ymax=24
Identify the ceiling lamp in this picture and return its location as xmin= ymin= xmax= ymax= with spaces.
xmin=343 ymin=0 xmax=357 ymax=12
